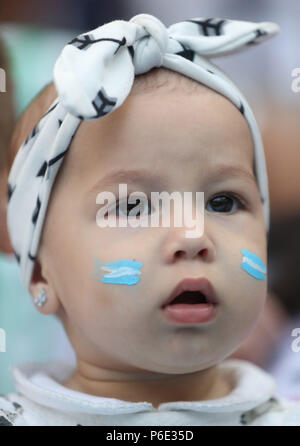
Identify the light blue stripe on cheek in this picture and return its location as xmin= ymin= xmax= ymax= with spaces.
xmin=241 ymin=249 xmax=267 ymax=280
xmin=241 ymin=248 xmax=267 ymax=273
xmin=93 ymin=258 xmax=142 ymax=285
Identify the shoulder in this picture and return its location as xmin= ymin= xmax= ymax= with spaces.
xmin=0 ymin=393 xmax=28 ymax=426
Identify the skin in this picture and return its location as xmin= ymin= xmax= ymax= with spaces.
xmin=29 ymin=86 xmax=267 ymax=408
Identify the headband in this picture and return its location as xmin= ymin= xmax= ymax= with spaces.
xmin=6 ymin=14 xmax=279 ymax=291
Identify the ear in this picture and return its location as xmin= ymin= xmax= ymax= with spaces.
xmin=29 ymin=258 xmax=61 ymax=315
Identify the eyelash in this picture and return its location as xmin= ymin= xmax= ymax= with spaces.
xmin=105 ymin=196 xmax=153 ymax=218
xmin=104 ymin=192 xmax=247 ymax=217
xmin=207 ymin=192 xmax=247 ymax=213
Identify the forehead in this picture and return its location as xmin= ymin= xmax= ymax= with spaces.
xmin=62 ymin=85 xmax=254 ymax=184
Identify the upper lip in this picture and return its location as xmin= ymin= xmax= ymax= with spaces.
xmin=161 ymin=277 xmax=218 ymax=308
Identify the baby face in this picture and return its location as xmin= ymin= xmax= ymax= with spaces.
xmin=35 ymin=86 xmax=267 ymax=374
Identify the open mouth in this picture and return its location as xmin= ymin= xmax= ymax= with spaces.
xmin=161 ymin=278 xmax=218 ymax=324
xmin=167 ymin=290 xmax=208 ymax=306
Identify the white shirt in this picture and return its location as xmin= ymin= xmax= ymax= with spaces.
xmin=1 ymin=359 xmax=300 ymax=426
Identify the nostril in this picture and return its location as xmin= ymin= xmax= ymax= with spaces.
xmin=175 ymin=250 xmax=185 ymax=259
xmin=198 ymin=248 xmax=208 ymax=257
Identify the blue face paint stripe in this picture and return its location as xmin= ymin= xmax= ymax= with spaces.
xmin=240 ymin=249 xmax=267 ymax=280
xmin=93 ymin=257 xmax=142 ymax=285
xmin=241 ymin=249 xmax=267 ymax=273
xmin=241 ymin=261 xmax=266 ymax=280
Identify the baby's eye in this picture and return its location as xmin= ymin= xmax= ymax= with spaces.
xmin=206 ymin=193 xmax=245 ymax=213
xmin=107 ymin=196 xmax=154 ymax=218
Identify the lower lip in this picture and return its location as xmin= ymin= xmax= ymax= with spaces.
xmin=162 ymin=303 xmax=217 ymax=324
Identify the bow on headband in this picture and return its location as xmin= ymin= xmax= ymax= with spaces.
xmin=7 ymin=14 xmax=279 ymax=291
xmin=54 ymin=14 xmax=278 ymax=119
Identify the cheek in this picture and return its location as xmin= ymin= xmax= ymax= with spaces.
xmin=221 ymin=244 xmax=267 ymax=311
xmin=240 ymin=248 xmax=267 ymax=281
xmin=66 ymin=229 xmax=145 ymax=313
xmin=93 ymin=257 xmax=142 ymax=285
xmin=217 ymin=246 xmax=268 ymax=350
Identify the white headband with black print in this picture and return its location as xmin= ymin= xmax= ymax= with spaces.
xmin=6 ymin=14 xmax=279 ymax=291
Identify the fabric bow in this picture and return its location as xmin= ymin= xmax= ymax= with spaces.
xmin=54 ymin=14 xmax=279 ymax=120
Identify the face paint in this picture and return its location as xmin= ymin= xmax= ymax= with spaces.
xmin=93 ymin=257 xmax=142 ymax=285
xmin=240 ymin=249 xmax=267 ymax=280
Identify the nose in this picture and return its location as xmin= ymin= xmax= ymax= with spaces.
xmin=162 ymin=226 xmax=216 ymax=264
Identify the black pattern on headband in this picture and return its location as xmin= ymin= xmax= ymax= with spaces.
xmin=247 ymin=29 xmax=268 ymax=45
xmin=128 ymin=45 xmax=135 ymax=61
xmin=239 ymin=102 xmax=245 ymax=115
xmin=32 ymin=196 xmax=41 ymax=225
xmin=91 ymin=87 xmax=117 ymax=118
xmin=28 ymin=252 xmax=36 ymax=261
xmin=7 ymin=183 xmax=16 ymax=202
xmin=36 ymin=148 xmax=69 ymax=177
xmin=24 ymin=123 xmax=39 ymax=145
xmin=186 ymin=18 xmax=226 ymax=36
xmin=48 ymin=148 xmax=69 ymax=167
xmin=13 ymin=249 xmax=20 ymax=264
xmin=68 ymin=34 xmax=97 ymax=50
xmin=113 ymin=37 xmax=126 ymax=55
xmin=174 ymin=39 xmax=195 ymax=62
xmin=42 ymin=102 xmax=58 ymax=119
xmin=68 ymin=34 xmax=127 ymax=53
xmin=36 ymin=162 xmax=48 ymax=177
xmin=177 ymin=49 xmax=195 ymax=62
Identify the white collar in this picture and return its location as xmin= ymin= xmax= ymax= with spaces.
xmin=11 ymin=359 xmax=276 ymax=416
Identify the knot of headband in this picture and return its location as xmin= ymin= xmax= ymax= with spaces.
xmin=6 ymin=14 xmax=279 ymax=291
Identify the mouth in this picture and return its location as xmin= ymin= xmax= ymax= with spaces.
xmin=161 ymin=278 xmax=218 ymax=324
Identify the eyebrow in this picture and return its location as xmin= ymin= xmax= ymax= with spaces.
xmin=87 ymin=168 xmax=162 ymax=197
xmin=209 ymin=164 xmax=257 ymax=186
xmin=87 ymin=164 xmax=257 ymax=197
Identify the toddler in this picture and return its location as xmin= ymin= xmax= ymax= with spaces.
xmin=1 ymin=13 xmax=300 ymax=426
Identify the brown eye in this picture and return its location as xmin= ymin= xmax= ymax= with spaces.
xmin=206 ymin=194 xmax=244 ymax=213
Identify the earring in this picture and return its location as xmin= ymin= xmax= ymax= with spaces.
xmin=34 ymin=288 xmax=47 ymax=307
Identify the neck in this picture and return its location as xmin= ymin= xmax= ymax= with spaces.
xmin=62 ymin=360 xmax=232 ymax=409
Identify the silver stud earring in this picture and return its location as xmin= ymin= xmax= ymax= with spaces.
xmin=34 ymin=288 xmax=47 ymax=307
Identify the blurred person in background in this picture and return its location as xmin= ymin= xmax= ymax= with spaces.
xmin=0 ymin=0 xmax=126 ymax=31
